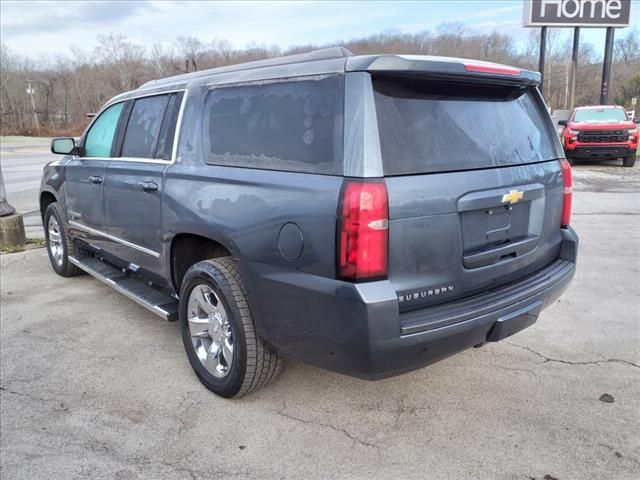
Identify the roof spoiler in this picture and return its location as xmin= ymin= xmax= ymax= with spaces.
xmin=346 ymin=55 xmax=540 ymax=86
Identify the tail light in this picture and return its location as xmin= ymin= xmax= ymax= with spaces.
xmin=560 ymin=159 xmax=572 ymax=228
xmin=337 ymin=180 xmax=388 ymax=281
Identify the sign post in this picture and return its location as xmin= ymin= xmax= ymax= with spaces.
xmin=600 ymin=27 xmax=615 ymax=104
xmin=569 ymin=27 xmax=580 ymax=109
xmin=539 ymin=26 xmax=548 ymax=91
xmin=523 ymin=0 xmax=632 ymax=106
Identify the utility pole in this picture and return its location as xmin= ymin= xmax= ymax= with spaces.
xmin=564 ymin=63 xmax=569 ymax=109
xmin=26 ymin=79 xmax=40 ymax=133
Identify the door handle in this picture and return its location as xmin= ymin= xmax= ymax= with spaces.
xmin=88 ymin=175 xmax=103 ymax=185
xmin=139 ymin=181 xmax=159 ymax=192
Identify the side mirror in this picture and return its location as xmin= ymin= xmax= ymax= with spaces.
xmin=558 ymin=120 xmax=568 ymax=127
xmin=633 ymin=117 xmax=640 ymax=124
xmin=51 ymin=137 xmax=77 ymax=155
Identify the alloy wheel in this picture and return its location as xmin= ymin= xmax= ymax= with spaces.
xmin=47 ymin=215 xmax=64 ymax=267
xmin=187 ymin=284 xmax=234 ymax=378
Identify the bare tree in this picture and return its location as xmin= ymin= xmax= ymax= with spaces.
xmin=614 ymin=28 xmax=639 ymax=64
xmin=176 ymin=36 xmax=203 ymax=72
xmin=92 ymin=33 xmax=147 ymax=93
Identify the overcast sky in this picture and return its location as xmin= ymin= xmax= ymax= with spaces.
xmin=1 ymin=0 xmax=639 ymax=58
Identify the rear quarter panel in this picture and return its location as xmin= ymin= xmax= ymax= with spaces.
xmin=161 ymin=85 xmax=344 ymax=338
xmin=162 ymin=164 xmax=342 ymax=278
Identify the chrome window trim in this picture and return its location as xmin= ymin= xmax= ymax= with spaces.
xmin=171 ymin=88 xmax=188 ymax=163
xmin=74 ymin=89 xmax=188 ymax=165
xmin=68 ymin=221 xmax=161 ymax=258
xmin=107 ymin=88 xmax=187 ymax=109
xmin=109 ymin=157 xmax=176 ymax=165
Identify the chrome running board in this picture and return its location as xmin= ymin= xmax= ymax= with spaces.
xmin=69 ymin=255 xmax=179 ymax=321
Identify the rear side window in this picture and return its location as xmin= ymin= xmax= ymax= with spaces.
xmin=121 ymin=94 xmax=169 ymax=158
xmin=373 ymin=76 xmax=562 ymax=175
xmin=154 ymin=92 xmax=184 ymax=160
xmin=203 ymin=75 xmax=344 ymax=174
xmin=83 ymin=102 xmax=124 ymax=157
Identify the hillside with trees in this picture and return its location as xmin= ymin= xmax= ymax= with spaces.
xmin=1 ymin=24 xmax=638 ymax=136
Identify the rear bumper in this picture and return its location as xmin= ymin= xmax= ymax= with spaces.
xmin=246 ymin=228 xmax=578 ymax=380
xmin=566 ymin=144 xmax=636 ymax=159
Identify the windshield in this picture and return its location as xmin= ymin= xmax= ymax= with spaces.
xmin=373 ymin=76 xmax=562 ymax=175
xmin=573 ymin=108 xmax=628 ymax=122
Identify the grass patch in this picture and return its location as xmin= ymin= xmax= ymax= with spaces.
xmin=0 ymin=237 xmax=46 ymax=254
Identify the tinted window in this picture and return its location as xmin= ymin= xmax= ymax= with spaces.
xmin=84 ymin=102 xmax=124 ymax=157
xmin=203 ymin=75 xmax=343 ymax=174
xmin=573 ymin=108 xmax=628 ymax=122
xmin=154 ymin=92 xmax=183 ymax=160
xmin=121 ymin=95 xmax=169 ymax=158
xmin=373 ymin=76 xmax=562 ymax=175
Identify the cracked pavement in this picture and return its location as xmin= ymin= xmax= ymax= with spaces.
xmin=1 ymin=159 xmax=639 ymax=479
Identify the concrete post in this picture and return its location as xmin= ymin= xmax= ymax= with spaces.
xmin=0 ymin=162 xmax=27 ymax=250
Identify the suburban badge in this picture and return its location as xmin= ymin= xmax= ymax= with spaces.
xmin=398 ymin=285 xmax=455 ymax=303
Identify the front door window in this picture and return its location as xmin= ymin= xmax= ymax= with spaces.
xmin=84 ymin=102 xmax=124 ymax=157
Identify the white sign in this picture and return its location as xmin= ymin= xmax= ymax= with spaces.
xmin=524 ymin=0 xmax=632 ymax=27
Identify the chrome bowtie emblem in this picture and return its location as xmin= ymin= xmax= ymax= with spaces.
xmin=502 ymin=190 xmax=524 ymax=204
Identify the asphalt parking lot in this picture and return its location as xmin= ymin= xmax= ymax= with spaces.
xmin=1 ymin=145 xmax=639 ymax=479
xmin=1 ymin=137 xmax=52 ymax=238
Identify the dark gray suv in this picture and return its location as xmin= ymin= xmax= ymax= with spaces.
xmin=40 ymin=48 xmax=578 ymax=398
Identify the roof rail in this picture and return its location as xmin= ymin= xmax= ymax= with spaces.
xmin=140 ymin=47 xmax=353 ymax=89
xmin=295 ymin=46 xmax=353 ymax=61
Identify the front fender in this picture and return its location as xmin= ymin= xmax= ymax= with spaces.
xmin=39 ymin=160 xmax=68 ymax=218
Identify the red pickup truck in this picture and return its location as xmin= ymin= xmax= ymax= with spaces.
xmin=559 ymin=106 xmax=638 ymax=167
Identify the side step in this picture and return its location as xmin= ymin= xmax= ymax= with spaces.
xmin=69 ymin=256 xmax=179 ymax=321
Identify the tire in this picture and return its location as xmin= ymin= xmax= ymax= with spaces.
xmin=179 ymin=257 xmax=283 ymax=398
xmin=623 ymin=155 xmax=636 ymax=168
xmin=566 ymin=156 xmax=574 ymax=166
xmin=43 ymin=202 xmax=83 ymax=277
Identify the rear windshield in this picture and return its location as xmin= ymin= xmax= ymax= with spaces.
xmin=373 ymin=76 xmax=562 ymax=175
xmin=573 ymin=108 xmax=628 ymax=122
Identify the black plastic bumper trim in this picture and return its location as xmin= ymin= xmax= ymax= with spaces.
xmin=400 ymin=258 xmax=574 ymax=336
